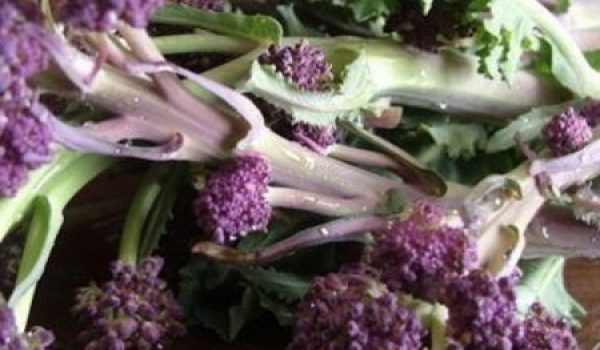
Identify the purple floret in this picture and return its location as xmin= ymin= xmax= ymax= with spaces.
xmin=289 ymin=270 xmax=426 ymax=350
xmin=259 ymin=41 xmax=333 ymax=91
xmin=72 ymin=257 xmax=186 ymax=350
xmin=180 ymin=0 xmax=225 ymax=11
xmin=0 ymin=0 xmax=50 ymax=84
xmin=0 ymin=93 xmax=54 ymax=196
xmin=56 ymin=0 xmax=164 ymax=31
xmin=543 ymin=107 xmax=592 ymax=156
xmin=0 ymin=304 xmax=55 ymax=350
xmin=193 ymin=154 xmax=272 ymax=244
xmin=521 ymin=303 xmax=579 ymax=350
xmin=367 ymin=201 xmax=477 ymax=301
xmin=443 ymin=270 xmax=524 ymax=349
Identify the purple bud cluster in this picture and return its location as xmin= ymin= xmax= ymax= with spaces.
xmin=522 ymin=303 xmax=578 ymax=350
xmin=56 ymin=0 xmax=165 ymax=31
xmin=0 ymin=304 xmax=54 ymax=350
xmin=0 ymin=94 xmax=54 ymax=196
xmin=543 ymin=107 xmax=592 ymax=156
xmin=193 ymin=154 xmax=272 ymax=244
xmin=180 ymin=0 xmax=225 ymax=11
xmin=288 ymin=270 xmax=426 ymax=350
xmin=72 ymin=257 xmax=186 ymax=349
xmin=367 ymin=201 xmax=477 ymax=300
xmin=0 ymin=1 xmax=55 ymax=197
xmin=259 ymin=41 xmax=333 ymax=92
xmin=0 ymin=1 xmax=50 ymax=93
xmin=443 ymin=270 xmax=524 ymax=349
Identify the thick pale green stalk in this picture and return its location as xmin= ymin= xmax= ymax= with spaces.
xmin=0 ymin=150 xmax=81 ymax=245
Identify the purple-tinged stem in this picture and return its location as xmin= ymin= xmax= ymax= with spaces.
xmin=87 ymin=33 xmax=132 ymax=68
xmin=192 ymin=215 xmax=389 ymax=265
xmin=48 ymin=115 xmax=184 ymax=160
xmin=251 ymin=129 xmax=417 ymax=200
xmin=266 ymin=187 xmax=382 ymax=216
xmin=327 ymin=144 xmax=400 ymax=170
xmin=524 ymin=205 xmax=600 ymax=258
xmin=123 ymin=60 xmax=265 ymax=147
xmin=117 ymin=23 xmax=229 ymax=128
xmin=80 ymin=115 xmax=173 ymax=143
xmin=530 ymin=137 xmax=600 ymax=189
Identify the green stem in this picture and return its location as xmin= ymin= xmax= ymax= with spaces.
xmin=153 ymin=34 xmax=255 ymax=54
xmin=118 ymin=166 xmax=165 ymax=266
xmin=9 ymin=155 xmax=113 ymax=330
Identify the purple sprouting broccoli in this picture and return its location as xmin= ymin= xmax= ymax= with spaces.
xmin=255 ymin=42 xmax=337 ymax=152
xmin=543 ymin=107 xmax=592 ymax=156
xmin=384 ymin=0 xmax=474 ymax=52
xmin=72 ymin=257 xmax=186 ymax=349
xmin=179 ymin=0 xmax=225 ymax=11
xmin=442 ymin=270 xmax=524 ymax=349
xmin=366 ymin=201 xmax=477 ymax=301
xmin=288 ymin=269 xmax=426 ymax=350
xmin=193 ymin=154 xmax=272 ymax=244
xmin=521 ymin=303 xmax=579 ymax=350
xmin=55 ymin=0 xmax=165 ymax=31
xmin=0 ymin=304 xmax=55 ymax=349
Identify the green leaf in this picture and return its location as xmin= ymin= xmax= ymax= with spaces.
xmin=228 ymin=287 xmax=260 ymax=340
xmin=276 ymin=4 xmax=316 ymax=36
xmin=138 ymin=163 xmax=187 ymax=259
xmin=241 ymin=47 xmax=377 ymax=126
xmin=239 ymin=267 xmax=311 ymax=302
xmin=474 ymin=0 xmax=539 ymax=82
xmin=516 ymin=256 xmax=585 ymax=324
xmin=152 ymin=4 xmax=283 ymax=43
xmin=486 ymin=101 xmax=580 ymax=153
xmin=255 ymin=289 xmax=296 ymax=325
xmin=421 ymin=122 xmax=488 ymax=159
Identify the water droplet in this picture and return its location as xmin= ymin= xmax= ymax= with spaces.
xmin=541 ymin=226 xmax=550 ymax=240
xmin=319 ymin=227 xmax=330 ymax=236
